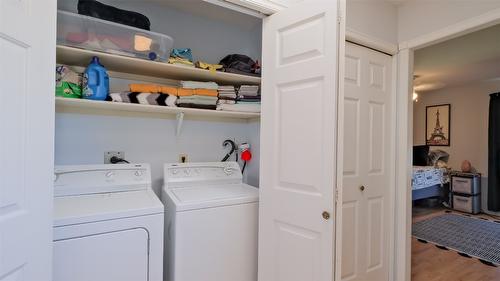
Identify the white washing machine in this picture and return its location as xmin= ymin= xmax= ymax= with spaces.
xmin=53 ymin=164 xmax=164 ymax=281
xmin=162 ymin=162 xmax=259 ymax=281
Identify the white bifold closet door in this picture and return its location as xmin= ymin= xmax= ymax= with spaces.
xmin=340 ymin=42 xmax=394 ymax=281
xmin=258 ymin=1 xmax=339 ymax=281
xmin=0 ymin=0 xmax=56 ymax=281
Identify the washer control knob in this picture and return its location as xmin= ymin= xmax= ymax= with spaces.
xmin=134 ymin=170 xmax=143 ymax=177
xmin=105 ymin=171 xmax=115 ymax=178
xmin=172 ymin=169 xmax=178 ymax=175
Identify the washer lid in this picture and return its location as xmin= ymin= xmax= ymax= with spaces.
xmin=54 ymin=189 xmax=164 ymax=227
xmin=168 ymin=183 xmax=259 ymax=211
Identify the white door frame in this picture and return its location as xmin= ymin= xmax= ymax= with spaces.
xmin=335 ymin=28 xmax=399 ymax=281
xmin=394 ymin=8 xmax=500 ymax=281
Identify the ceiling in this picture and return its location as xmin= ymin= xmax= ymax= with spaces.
xmin=414 ymin=23 xmax=500 ymax=92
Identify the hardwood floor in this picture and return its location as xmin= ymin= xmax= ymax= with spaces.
xmin=411 ymin=207 xmax=500 ymax=281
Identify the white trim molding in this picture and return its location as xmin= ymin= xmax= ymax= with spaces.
xmin=203 ymin=0 xmax=268 ymax=18
xmin=335 ymin=1 xmax=347 ymax=280
xmin=394 ymin=48 xmax=413 ymax=281
xmin=389 ymin=53 xmax=399 ymax=281
xmin=346 ymin=28 xmax=398 ymax=55
xmin=222 ymin=0 xmax=287 ymax=15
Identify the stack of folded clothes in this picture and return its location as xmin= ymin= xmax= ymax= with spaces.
xmin=217 ymin=85 xmax=261 ymax=113
xmin=238 ymin=85 xmax=259 ymax=97
xmin=217 ymin=85 xmax=237 ymax=108
xmin=107 ymin=84 xmax=179 ymax=107
xmin=168 ymin=48 xmax=195 ymax=67
xmin=180 ymin=81 xmax=218 ymax=90
xmin=177 ymin=81 xmax=219 ymax=110
xmin=195 ymin=61 xmax=223 ymax=72
xmin=107 ymin=91 xmax=178 ymax=106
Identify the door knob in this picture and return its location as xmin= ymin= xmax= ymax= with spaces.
xmin=360 ymin=185 xmax=365 ymax=191
xmin=322 ymin=211 xmax=331 ymax=220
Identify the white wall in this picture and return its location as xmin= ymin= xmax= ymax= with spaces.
xmin=246 ymin=120 xmax=260 ymax=187
xmin=55 ymin=113 xmax=259 ymax=194
xmin=347 ymin=1 xmax=500 ymax=47
xmin=346 ymin=0 xmax=399 ymax=45
xmin=57 ymin=0 xmax=262 ymax=63
xmin=413 ymin=80 xmax=500 ymax=176
xmin=398 ymin=0 xmax=500 ymax=43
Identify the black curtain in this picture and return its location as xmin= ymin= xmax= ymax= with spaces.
xmin=488 ymin=92 xmax=500 ymax=211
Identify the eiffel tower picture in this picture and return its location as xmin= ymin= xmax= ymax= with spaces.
xmin=426 ymin=104 xmax=450 ymax=146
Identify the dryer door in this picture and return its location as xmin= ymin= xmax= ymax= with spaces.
xmin=54 ymin=228 xmax=149 ymax=281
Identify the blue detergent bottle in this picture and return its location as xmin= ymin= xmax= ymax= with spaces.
xmin=82 ymin=56 xmax=109 ymax=100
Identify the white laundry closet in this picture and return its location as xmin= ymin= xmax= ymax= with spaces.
xmin=54 ymin=0 xmax=266 ymax=195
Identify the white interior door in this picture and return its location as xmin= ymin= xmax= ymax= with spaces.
xmin=259 ymin=1 xmax=339 ymax=281
xmin=339 ymin=42 xmax=394 ymax=281
xmin=0 ymin=1 xmax=56 ymax=281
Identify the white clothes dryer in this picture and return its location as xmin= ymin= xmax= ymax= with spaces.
xmin=53 ymin=164 xmax=164 ymax=281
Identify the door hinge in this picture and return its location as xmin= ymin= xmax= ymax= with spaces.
xmin=335 ymin=189 xmax=339 ymax=203
xmin=337 ymin=15 xmax=342 ymax=24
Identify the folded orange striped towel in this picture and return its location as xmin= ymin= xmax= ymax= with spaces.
xmin=129 ymin=84 xmax=218 ymax=97
xmin=129 ymin=84 xmax=181 ymax=95
xmin=129 ymin=84 xmax=162 ymax=93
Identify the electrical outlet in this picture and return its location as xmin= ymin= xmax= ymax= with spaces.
xmin=104 ymin=151 xmax=125 ymax=164
xmin=179 ymin=154 xmax=188 ymax=163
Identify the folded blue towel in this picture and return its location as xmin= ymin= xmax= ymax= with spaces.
xmin=171 ymin=48 xmax=193 ymax=62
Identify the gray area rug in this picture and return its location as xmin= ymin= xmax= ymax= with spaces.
xmin=412 ymin=213 xmax=500 ymax=266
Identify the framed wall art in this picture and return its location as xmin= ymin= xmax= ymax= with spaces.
xmin=426 ymin=104 xmax=450 ymax=146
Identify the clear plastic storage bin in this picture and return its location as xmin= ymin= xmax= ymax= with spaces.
xmin=57 ymin=10 xmax=174 ymax=62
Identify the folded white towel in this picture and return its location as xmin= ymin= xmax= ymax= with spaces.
xmin=217 ymin=103 xmax=260 ymax=113
xmin=181 ymin=81 xmax=219 ymax=90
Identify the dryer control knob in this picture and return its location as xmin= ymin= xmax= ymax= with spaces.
xmin=223 ymin=166 xmax=233 ymax=175
xmin=105 ymin=171 xmax=115 ymax=178
xmin=134 ymin=170 xmax=143 ymax=177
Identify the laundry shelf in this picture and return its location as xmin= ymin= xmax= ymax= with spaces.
xmin=56 ymin=45 xmax=261 ymax=85
xmin=55 ymin=97 xmax=261 ymax=120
